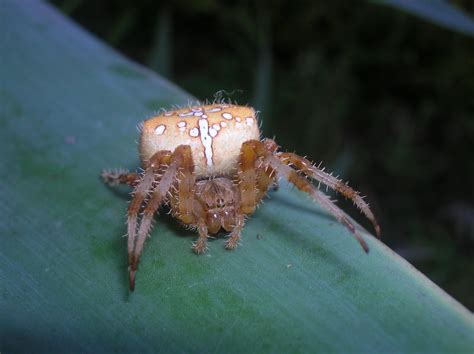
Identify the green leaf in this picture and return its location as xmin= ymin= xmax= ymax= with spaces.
xmin=372 ymin=0 xmax=474 ymax=36
xmin=1 ymin=1 xmax=473 ymax=353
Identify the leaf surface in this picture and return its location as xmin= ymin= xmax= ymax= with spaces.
xmin=1 ymin=1 xmax=473 ymax=353
xmin=373 ymin=0 xmax=474 ymax=36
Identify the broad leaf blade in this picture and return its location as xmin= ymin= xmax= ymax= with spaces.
xmin=373 ymin=0 xmax=474 ymax=36
xmin=1 ymin=1 xmax=473 ymax=353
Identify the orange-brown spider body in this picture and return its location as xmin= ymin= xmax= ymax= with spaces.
xmin=102 ymin=103 xmax=380 ymax=291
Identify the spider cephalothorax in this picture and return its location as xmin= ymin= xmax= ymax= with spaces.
xmin=102 ymin=103 xmax=380 ymax=290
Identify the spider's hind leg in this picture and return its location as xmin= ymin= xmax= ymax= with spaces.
xmin=278 ymin=152 xmax=380 ymax=238
xmin=101 ymin=169 xmax=139 ymax=187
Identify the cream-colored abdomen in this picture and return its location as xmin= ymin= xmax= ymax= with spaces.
xmin=139 ymin=104 xmax=261 ymax=177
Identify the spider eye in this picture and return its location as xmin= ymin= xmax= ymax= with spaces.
xmin=216 ymin=198 xmax=225 ymax=208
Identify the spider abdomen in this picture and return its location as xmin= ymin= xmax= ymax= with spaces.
xmin=140 ymin=104 xmax=260 ymax=177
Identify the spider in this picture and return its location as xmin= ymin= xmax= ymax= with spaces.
xmin=102 ymin=103 xmax=380 ymax=291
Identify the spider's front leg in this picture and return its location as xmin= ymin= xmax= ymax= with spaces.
xmin=128 ymin=146 xmax=192 ymax=290
xmin=191 ymin=206 xmax=210 ymax=254
xmin=226 ymin=139 xmax=276 ymax=250
xmin=167 ymin=148 xmax=209 ymax=255
xmin=224 ymin=213 xmax=244 ymax=250
xmin=237 ymin=139 xmax=275 ymax=213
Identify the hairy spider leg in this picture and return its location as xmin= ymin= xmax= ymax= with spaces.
xmin=167 ymin=145 xmax=195 ymax=223
xmin=130 ymin=146 xmax=194 ymax=290
xmin=228 ymin=140 xmax=266 ymax=249
xmin=237 ymin=139 xmax=279 ymax=206
xmin=127 ymin=150 xmax=172 ymax=290
xmin=238 ymin=141 xmax=260 ymax=214
xmin=224 ymin=213 xmax=244 ymax=250
xmin=174 ymin=145 xmax=196 ymax=225
xmin=192 ymin=203 xmax=209 ymax=254
xmin=168 ymin=146 xmax=211 ymax=255
xmin=238 ymin=139 xmax=278 ymax=210
xmin=127 ymin=151 xmax=171 ymax=276
xmin=228 ymin=139 xmax=277 ymax=249
xmin=255 ymin=139 xmax=279 ymax=203
xmin=127 ymin=150 xmax=179 ymax=291
xmin=101 ymin=169 xmax=140 ymax=187
xmin=263 ymin=154 xmax=370 ymax=253
xmin=278 ymin=152 xmax=381 ymax=238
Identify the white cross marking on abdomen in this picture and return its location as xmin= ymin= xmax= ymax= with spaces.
xmin=198 ymin=118 xmax=213 ymax=167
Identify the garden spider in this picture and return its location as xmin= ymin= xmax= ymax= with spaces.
xmin=102 ymin=103 xmax=380 ymax=290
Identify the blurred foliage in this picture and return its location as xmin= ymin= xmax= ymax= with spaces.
xmin=51 ymin=0 xmax=474 ymax=309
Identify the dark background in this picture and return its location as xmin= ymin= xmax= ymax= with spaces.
xmin=51 ymin=0 xmax=474 ymax=309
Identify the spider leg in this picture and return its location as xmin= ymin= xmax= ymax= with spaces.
xmin=237 ymin=141 xmax=260 ymax=214
xmin=175 ymin=146 xmax=196 ymax=225
xmin=224 ymin=213 xmax=245 ymax=250
xmin=193 ymin=223 xmax=210 ymax=254
xmin=192 ymin=200 xmax=209 ymax=254
xmin=237 ymin=139 xmax=278 ymax=213
xmin=130 ymin=146 xmax=191 ymax=290
xmin=101 ymin=169 xmax=139 ymax=187
xmin=225 ymin=139 xmax=275 ymax=250
xmin=237 ymin=139 xmax=280 ymax=205
xmin=170 ymin=147 xmax=208 ymax=254
xmin=126 ymin=150 xmax=172 ymax=290
xmin=264 ymin=155 xmax=370 ymax=253
xmin=255 ymin=158 xmax=276 ymax=203
xmin=278 ymin=152 xmax=380 ymax=238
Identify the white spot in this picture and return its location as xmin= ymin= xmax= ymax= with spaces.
xmin=202 ymin=114 xmax=208 ymax=118
xmin=235 ymin=116 xmax=241 ymax=122
xmin=164 ymin=112 xmax=173 ymax=116
xmin=192 ymin=107 xmax=202 ymax=112
xmin=154 ymin=124 xmax=166 ymax=135
xmin=179 ymin=127 xmax=186 ymax=133
xmin=222 ymin=112 xmax=233 ymax=120
xmin=206 ymin=107 xmax=221 ymax=113
xmin=246 ymin=117 xmax=254 ymax=125
xmin=194 ymin=111 xmax=203 ymax=116
xmin=190 ymin=128 xmax=199 ymax=137
xmin=179 ymin=111 xmax=194 ymax=117
xmin=220 ymin=122 xmax=227 ymax=127
xmin=236 ymin=122 xmax=242 ymax=128
xmin=177 ymin=121 xmax=186 ymax=127
xmin=198 ymin=118 xmax=214 ymax=167
xmin=212 ymin=123 xmax=220 ymax=131
xmin=209 ymin=128 xmax=218 ymax=137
